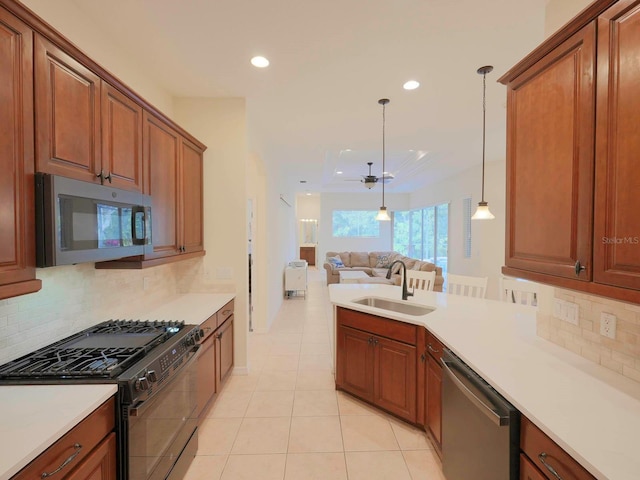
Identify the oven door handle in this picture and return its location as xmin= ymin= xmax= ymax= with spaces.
xmin=128 ymin=345 xmax=200 ymax=417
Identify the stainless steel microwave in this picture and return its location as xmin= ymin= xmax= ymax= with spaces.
xmin=35 ymin=173 xmax=152 ymax=267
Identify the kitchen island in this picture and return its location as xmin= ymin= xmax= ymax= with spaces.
xmin=329 ymin=283 xmax=640 ymax=480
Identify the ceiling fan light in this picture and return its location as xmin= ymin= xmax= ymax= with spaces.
xmin=471 ymin=202 xmax=495 ymax=220
xmin=364 ymin=179 xmax=376 ymax=189
xmin=376 ymin=206 xmax=391 ymax=221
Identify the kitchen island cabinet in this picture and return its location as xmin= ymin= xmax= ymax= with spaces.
xmin=329 ymin=283 xmax=640 ymax=480
xmin=500 ymin=0 xmax=640 ymax=303
xmin=0 ymin=6 xmax=41 ymax=300
xmin=336 ymin=307 xmax=417 ymax=423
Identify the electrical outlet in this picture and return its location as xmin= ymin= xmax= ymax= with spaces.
xmin=566 ymin=302 xmax=579 ymax=326
xmin=553 ymin=299 xmax=564 ymax=320
xmin=600 ymin=313 xmax=617 ymax=339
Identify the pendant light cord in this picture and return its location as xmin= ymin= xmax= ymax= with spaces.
xmin=481 ymin=70 xmax=487 ymax=203
xmin=381 ymin=101 xmax=386 ymax=207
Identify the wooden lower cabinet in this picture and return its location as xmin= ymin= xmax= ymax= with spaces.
xmin=197 ymin=302 xmax=235 ymax=421
xmin=13 ymin=398 xmax=115 ymax=480
xmin=299 ymin=246 xmax=315 ymax=266
xmin=66 ymin=434 xmax=116 ymax=480
xmin=335 ymin=308 xmax=417 ymax=423
xmin=520 ymin=454 xmax=546 ymax=480
xmin=425 ymin=355 xmax=442 ymax=450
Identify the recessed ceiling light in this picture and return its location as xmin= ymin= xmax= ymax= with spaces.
xmin=403 ymin=80 xmax=420 ymax=90
xmin=336 ymin=171 xmax=343 ymax=175
xmin=251 ymin=56 xmax=270 ymax=68
xmin=306 ymin=193 xmax=311 ymax=196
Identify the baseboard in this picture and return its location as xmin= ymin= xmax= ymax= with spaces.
xmin=232 ymin=366 xmax=250 ymax=375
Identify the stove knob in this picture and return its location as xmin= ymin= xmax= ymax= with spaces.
xmin=147 ymin=370 xmax=158 ymax=383
xmin=198 ymin=329 xmax=205 ymax=340
xmin=135 ymin=377 xmax=150 ymax=391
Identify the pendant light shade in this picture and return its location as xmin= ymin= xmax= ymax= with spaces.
xmin=377 ymin=98 xmax=391 ymax=221
xmin=472 ymin=65 xmax=495 ymax=221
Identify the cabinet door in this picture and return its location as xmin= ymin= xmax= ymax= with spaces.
xmin=34 ymin=34 xmax=101 ymax=182
xmin=66 ymin=433 xmax=117 ymax=480
xmin=520 ymin=454 xmax=546 ymax=480
xmin=144 ymin=110 xmax=180 ymax=257
xmin=180 ymin=138 xmax=204 ymax=253
xmin=216 ymin=316 xmax=234 ymax=387
xmin=593 ymin=0 xmax=640 ymax=290
xmin=101 ymin=83 xmax=143 ymax=192
xmin=196 ymin=332 xmax=217 ymax=419
xmin=336 ymin=325 xmax=374 ymax=403
xmin=0 ymin=8 xmax=41 ymax=300
xmin=504 ymin=23 xmax=595 ymax=280
xmin=426 ymin=355 xmax=442 ymax=449
xmin=373 ymin=336 xmax=416 ymax=423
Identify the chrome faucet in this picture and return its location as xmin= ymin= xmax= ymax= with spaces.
xmin=386 ymin=260 xmax=414 ymax=301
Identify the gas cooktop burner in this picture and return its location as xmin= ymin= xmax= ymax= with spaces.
xmin=0 ymin=319 xmax=187 ymax=380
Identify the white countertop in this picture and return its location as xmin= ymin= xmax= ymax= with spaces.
xmin=0 ymin=384 xmax=117 ymax=480
xmin=0 ymin=292 xmax=235 ymax=480
xmin=329 ymin=283 xmax=640 ymax=480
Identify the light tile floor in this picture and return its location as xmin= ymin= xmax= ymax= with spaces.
xmin=184 ymin=268 xmax=446 ymax=480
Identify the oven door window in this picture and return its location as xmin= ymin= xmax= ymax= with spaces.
xmin=127 ymin=358 xmax=198 ymax=480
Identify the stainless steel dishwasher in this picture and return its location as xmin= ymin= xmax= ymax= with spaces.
xmin=441 ymin=349 xmax=520 ymax=480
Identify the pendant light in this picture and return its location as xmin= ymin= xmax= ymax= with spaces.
xmin=471 ymin=65 xmax=495 ymax=220
xmin=375 ymin=98 xmax=391 ymax=221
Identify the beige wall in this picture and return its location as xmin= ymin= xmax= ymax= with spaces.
xmin=544 ymin=0 xmax=592 ymax=37
xmin=22 ymin=0 xmax=174 ymax=116
xmin=173 ymin=98 xmax=249 ymax=371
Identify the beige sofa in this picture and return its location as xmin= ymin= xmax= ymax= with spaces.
xmin=323 ymin=251 xmax=444 ymax=291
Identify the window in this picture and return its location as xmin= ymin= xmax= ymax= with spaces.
xmin=393 ymin=203 xmax=449 ymax=275
xmin=332 ymin=210 xmax=380 ymax=237
xmin=463 ymin=197 xmax=472 ymax=258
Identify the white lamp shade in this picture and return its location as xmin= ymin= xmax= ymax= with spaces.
xmin=376 ymin=206 xmax=391 ymax=221
xmin=471 ymin=202 xmax=495 ymax=220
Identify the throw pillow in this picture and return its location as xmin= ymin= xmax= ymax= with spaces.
xmin=327 ymin=255 xmax=345 ymax=268
xmin=375 ymin=254 xmax=391 ymax=268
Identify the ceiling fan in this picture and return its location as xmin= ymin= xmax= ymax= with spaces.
xmin=361 ymin=162 xmax=394 ymax=189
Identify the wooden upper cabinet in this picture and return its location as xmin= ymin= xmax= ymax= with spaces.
xmin=101 ymin=82 xmax=143 ymax=192
xmin=144 ymin=110 xmax=181 ymax=258
xmin=504 ymin=23 xmax=596 ymax=281
xmin=181 ymin=137 xmax=204 ymax=254
xmin=34 ymin=33 xmax=101 ymax=182
xmin=0 ymin=7 xmax=41 ymax=300
xmin=593 ymin=0 xmax=640 ymax=290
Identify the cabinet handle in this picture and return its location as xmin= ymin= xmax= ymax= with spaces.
xmin=104 ymin=171 xmax=112 ymax=183
xmin=367 ymin=337 xmax=373 ymax=345
xmin=222 ymin=309 xmax=232 ymax=317
xmin=427 ymin=343 xmax=440 ymax=354
xmin=420 ymin=353 xmax=426 ymax=363
xmin=96 ymin=169 xmax=104 ymax=183
xmin=41 ymin=443 xmax=82 ymax=478
xmin=574 ymin=261 xmax=586 ymax=276
xmin=373 ymin=338 xmax=378 ymax=346
xmin=538 ymin=452 xmax=564 ymax=480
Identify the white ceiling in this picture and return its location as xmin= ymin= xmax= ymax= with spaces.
xmin=69 ymin=0 xmax=547 ymax=193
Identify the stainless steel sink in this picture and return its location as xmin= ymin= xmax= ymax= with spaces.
xmin=352 ymin=297 xmax=435 ymax=316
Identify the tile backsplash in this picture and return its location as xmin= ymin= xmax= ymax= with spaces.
xmin=0 ymin=257 xmax=222 ymax=365
xmin=537 ymin=288 xmax=640 ymax=383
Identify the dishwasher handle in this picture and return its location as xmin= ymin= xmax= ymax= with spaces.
xmin=441 ymin=356 xmax=511 ymax=427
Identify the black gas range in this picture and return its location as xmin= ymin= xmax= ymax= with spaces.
xmin=0 ymin=320 xmax=203 ymax=480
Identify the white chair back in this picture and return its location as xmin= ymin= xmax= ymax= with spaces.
xmin=499 ymin=277 xmax=538 ymax=306
xmin=405 ymin=270 xmax=436 ymax=291
xmin=446 ymin=274 xmax=488 ymax=299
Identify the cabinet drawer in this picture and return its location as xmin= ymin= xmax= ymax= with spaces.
xmin=200 ymin=312 xmax=217 ymax=340
xmin=426 ymin=331 xmax=444 ymax=362
xmin=520 ymin=453 xmax=546 ymax=480
xmin=337 ymin=307 xmax=417 ymax=345
xmin=521 ymin=416 xmax=595 ymax=480
xmin=217 ymin=299 xmax=234 ymax=328
xmin=14 ymin=397 xmax=115 ymax=480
